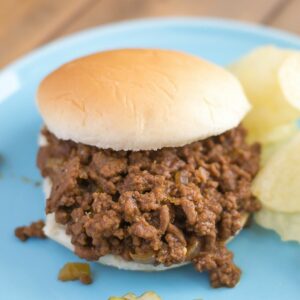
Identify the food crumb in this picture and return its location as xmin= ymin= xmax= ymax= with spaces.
xmin=20 ymin=176 xmax=42 ymax=187
xmin=20 ymin=176 xmax=33 ymax=184
xmin=34 ymin=180 xmax=42 ymax=187
xmin=58 ymin=263 xmax=92 ymax=285
xmin=79 ymin=273 xmax=93 ymax=285
xmin=15 ymin=220 xmax=46 ymax=241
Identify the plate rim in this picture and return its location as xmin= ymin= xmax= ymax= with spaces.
xmin=2 ymin=17 xmax=300 ymax=74
xmin=1 ymin=16 xmax=300 ymax=300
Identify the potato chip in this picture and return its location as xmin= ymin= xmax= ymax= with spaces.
xmin=261 ymin=122 xmax=298 ymax=144
xmin=260 ymin=123 xmax=298 ymax=164
xmin=255 ymin=208 xmax=300 ymax=242
xmin=279 ymin=54 xmax=300 ymax=110
xmin=138 ymin=292 xmax=161 ymax=300
xmin=229 ymin=46 xmax=300 ymax=144
xmin=109 ymin=292 xmax=161 ymax=300
xmin=252 ymin=132 xmax=300 ymax=212
xmin=123 ymin=293 xmax=138 ymax=300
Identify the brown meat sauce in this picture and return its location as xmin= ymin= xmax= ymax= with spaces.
xmin=37 ymin=127 xmax=260 ymax=288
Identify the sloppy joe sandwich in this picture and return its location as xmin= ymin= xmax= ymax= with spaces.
xmin=36 ymin=49 xmax=261 ymax=288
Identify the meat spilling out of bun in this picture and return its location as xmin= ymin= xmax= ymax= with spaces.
xmin=36 ymin=49 xmax=261 ymax=288
xmin=43 ymin=178 xmax=249 ymax=271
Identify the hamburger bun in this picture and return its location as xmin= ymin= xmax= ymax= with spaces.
xmin=37 ymin=49 xmax=250 ymax=151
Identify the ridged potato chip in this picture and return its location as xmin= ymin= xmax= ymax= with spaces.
xmin=229 ymin=46 xmax=300 ymax=144
xmin=252 ymin=132 xmax=300 ymax=212
xmin=260 ymin=123 xmax=298 ymax=164
xmin=255 ymin=208 xmax=300 ymax=242
xmin=138 ymin=292 xmax=161 ymax=300
xmin=109 ymin=292 xmax=161 ymax=300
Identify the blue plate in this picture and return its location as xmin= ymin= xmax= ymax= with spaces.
xmin=0 ymin=18 xmax=299 ymax=300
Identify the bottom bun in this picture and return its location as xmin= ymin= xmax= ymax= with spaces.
xmin=43 ymin=178 xmax=248 ymax=271
xmin=44 ymin=213 xmax=189 ymax=271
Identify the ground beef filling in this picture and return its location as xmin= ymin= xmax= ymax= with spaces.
xmin=37 ymin=127 xmax=260 ymax=288
xmin=15 ymin=220 xmax=46 ymax=241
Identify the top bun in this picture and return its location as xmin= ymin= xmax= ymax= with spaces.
xmin=37 ymin=49 xmax=250 ymax=151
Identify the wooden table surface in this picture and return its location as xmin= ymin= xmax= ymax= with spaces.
xmin=1 ymin=0 xmax=299 ymax=67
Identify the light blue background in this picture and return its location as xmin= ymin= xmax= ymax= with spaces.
xmin=0 ymin=18 xmax=299 ymax=300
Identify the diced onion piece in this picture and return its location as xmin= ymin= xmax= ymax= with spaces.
xmin=58 ymin=262 xmax=92 ymax=284
xmin=129 ymin=251 xmax=155 ymax=264
xmin=186 ymin=237 xmax=201 ymax=260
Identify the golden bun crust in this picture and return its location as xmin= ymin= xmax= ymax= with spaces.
xmin=37 ymin=48 xmax=250 ymax=150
